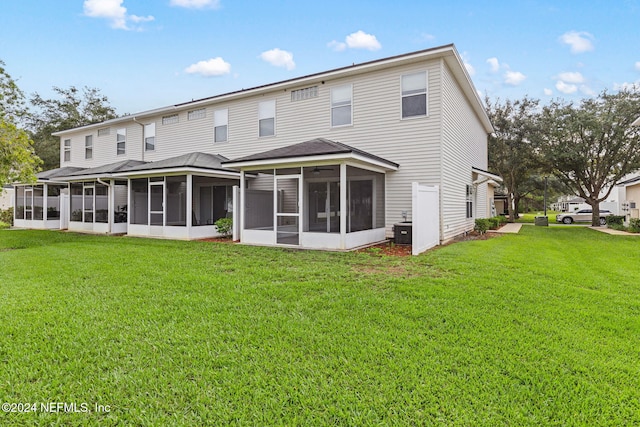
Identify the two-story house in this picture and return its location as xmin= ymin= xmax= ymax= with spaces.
xmin=13 ymin=44 xmax=499 ymax=252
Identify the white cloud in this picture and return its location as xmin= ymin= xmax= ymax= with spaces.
xmin=555 ymin=72 xmax=585 ymax=84
xmin=559 ymin=31 xmax=594 ymax=54
xmin=556 ymin=80 xmax=578 ymax=94
xmin=504 ymin=70 xmax=526 ymax=86
xmin=544 ymin=88 xmax=553 ymax=96
xmin=635 ymin=61 xmax=640 ymax=72
xmin=613 ymin=81 xmax=640 ymax=92
xmin=259 ymin=48 xmax=295 ymax=70
xmin=327 ymin=40 xmax=347 ymax=52
xmin=184 ymin=57 xmax=231 ymax=77
xmin=465 ymin=62 xmax=476 ymax=76
xmin=580 ymin=85 xmax=595 ymax=96
xmin=329 ymin=30 xmax=381 ymax=52
xmin=83 ymin=0 xmax=153 ymax=30
xmin=486 ymin=57 xmax=500 ymax=73
xmin=170 ymin=0 xmax=220 ymax=8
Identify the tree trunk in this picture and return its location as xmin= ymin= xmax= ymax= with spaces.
xmin=507 ymin=192 xmax=515 ymax=222
xmin=588 ymin=200 xmax=601 ymax=227
xmin=513 ymin=195 xmax=521 ymax=219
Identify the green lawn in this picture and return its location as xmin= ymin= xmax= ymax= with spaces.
xmin=0 ymin=228 xmax=639 ymax=426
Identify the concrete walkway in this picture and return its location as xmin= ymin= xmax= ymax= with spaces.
xmin=489 ymin=223 xmax=523 ymax=234
xmin=589 ymin=226 xmax=640 ymax=236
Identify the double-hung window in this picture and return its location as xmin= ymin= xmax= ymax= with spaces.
xmin=63 ymin=139 xmax=71 ymax=162
xmin=144 ymin=123 xmax=156 ymax=151
xmin=214 ymin=109 xmax=228 ymax=143
xmin=116 ymin=128 xmax=126 ymax=155
xmin=85 ymin=135 xmax=93 ymax=159
xmin=331 ymin=84 xmax=352 ymax=127
xmin=401 ymin=72 xmax=427 ymax=118
xmin=466 ymin=184 xmax=474 ymax=218
xmin=258 ymin=100 xmax=275 ymax=137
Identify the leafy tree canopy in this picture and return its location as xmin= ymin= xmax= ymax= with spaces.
xmin=28 ymin=86 xmax=118 ymax=169
xmin=537 ymin=89 xmax=640 ymax=225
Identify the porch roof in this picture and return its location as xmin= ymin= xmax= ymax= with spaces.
xmin=111 ymin=152 xmax=243 ymax=178
xmin=36 ymin=166 xmax=86 ymax=181
xmin=617 ymin=175 xmax=640 ymax=187
xmin=223 ymin=138 xmax=399 ymax=171
xmin=61 ymin=160 xmax=148 ymax=180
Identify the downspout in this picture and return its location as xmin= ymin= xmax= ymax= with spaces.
xmin=132 ymin=117 xmax=145 ymax=162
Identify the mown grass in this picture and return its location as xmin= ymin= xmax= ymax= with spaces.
xmin=0 ymin=228 xmax=639 ymax=426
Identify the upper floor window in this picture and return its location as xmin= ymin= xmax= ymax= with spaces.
xmin=162 ymin=114 xmax=179 ymax=125
xmin=144 ymin=123 xmax=156 ymax=151
xmin=401 ymin=72 xmax=427 ymax=118
xmin=116 ymin=128 xmax=126 ymax=155
xmin=97 ymin=127 xmax=110 ymax=137
xmin=188 ymin=108 xmax=206 ymax=121
xmin=85 ymin=135 xmax=93 ymax=159
xmin=258 ymin=100 xmax=275 ymax=137
xmin=214 ymin=109 xmax=228 ymax=143
xmin=63 ymin=139 xmax=71 ymax=162
xmin=331 ymin=84 xmax=352 ymax=127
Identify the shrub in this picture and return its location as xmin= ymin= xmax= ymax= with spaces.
xmin=488 ymin=217 xmax=501 ymax=230
xmin=0 ymin=221 xmax=9 ymax=229
xmin=474 ymin=218 xmax=490 ymax=234
xmin=214 ymin=217 xmax=233 ymax=237
xmin=606 ymin=215 xmax=625 ymax=226
xmin=0 ymin=207 xmax=13 ymax=226
xmin=628 ymin=218 xmax=640 ymax=233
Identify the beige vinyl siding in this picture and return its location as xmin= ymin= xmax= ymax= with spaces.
xmin=440 ymin=61 xmax=489 ymax=241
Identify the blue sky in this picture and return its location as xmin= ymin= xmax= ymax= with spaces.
xmin=1 ymin=0 xmax=639 ymax=114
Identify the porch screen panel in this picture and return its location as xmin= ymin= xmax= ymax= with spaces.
xmin=15 ymin=186 xmax=25 ymax=219
xmin=245 ymin=171 xmax=273 ymax=230
xmin=33 ymin=186 xmax=44 ymax=220
xmin=130 ymin=178 xmax=148 ymax=225
xmin=95 ymin=184 xmax=108 ymax=223
xmin=113 ymin=181 xmax=128 ymax=223
xmin=375 ymin=172 xmax=385 ymax=228
xmin=166 ymin=175 xmax=186 ymax=226
xmin=47 ymin=185 xmax=63 ymax=219
xmin=347 ymin=166 xmax=373 ymax=233
xmin=70 ymin=183 xmax=83 ymax=222
xmin=84 ymin=186 xmax=94 ymax=223
xmin=150 ymin=184 xmax=163 ymax=226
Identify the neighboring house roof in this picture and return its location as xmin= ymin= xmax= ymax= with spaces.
xmin=121 ymin=152 xmax=229 ymax=172
xmin=223 ymin=138 xmax=399 ymax=171
xmin=618 ymin=175 xmax=640 ymax=186
xmin=37 ymin=166 xmax=86 ymax=180
xmin=52 ymin=44 xmax=493 ymax=137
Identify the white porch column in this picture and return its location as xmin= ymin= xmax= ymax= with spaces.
xmin=339 ymin=162 xmax=347 ymax=249
xmin=42 ymin=183 xmax=48 ymax=222
xmin=239 ymin=170 xmax=245 ymax=242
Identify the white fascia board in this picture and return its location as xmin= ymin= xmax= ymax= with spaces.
xmin=632 ymin=116 xmax=640 ymax=127
xmin=472 ymin=168 xmax=503 ymax=182
xmin=111 ymin=167 xmax=245 ymax=179
xmin=224 ymin=153 xmax=398 ymax=172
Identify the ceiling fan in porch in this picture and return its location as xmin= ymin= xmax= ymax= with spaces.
xmin=311 ymin=166 xmax=333 ymax=175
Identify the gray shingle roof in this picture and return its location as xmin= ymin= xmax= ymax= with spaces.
xmin=65 ymin=160 xmax=148 ymax=177
xmin=120 ymin=152 xmax=231 ymax=173
xmin=224 ymin=138 xmax=398 ymax=168
xmin=37 ymin=166 xmax=86 ymax=180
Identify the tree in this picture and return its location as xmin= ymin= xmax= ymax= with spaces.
xmin=28 ymin=86 xmax=118 ymax=169
xmin=485 ymin=96 xmax=541 ymax=221
xmin=537 ymin=89 xmax=640 ymax=226
xmin=0 ymin=60 xmax=41 ymax=189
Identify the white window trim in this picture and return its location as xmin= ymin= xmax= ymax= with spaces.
xmin=258 ymin=100 xmax=276 ymax=138
xmin=116 ymin=128 xmax=126 ymax=156
xmin=214 ymin=108 xmax=229 ymax=143
xmin=330 ymin=84 xmax=353 ymax=128
xmin=85 ymin=135 xmax=93 ymax=159
xmin=63 ymin=139 xmax=71 ymax=162
xmin=144 ymin=123 xmax=156 ymax=152
xmin=400 ymin=71 xmax=428 ymax=120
